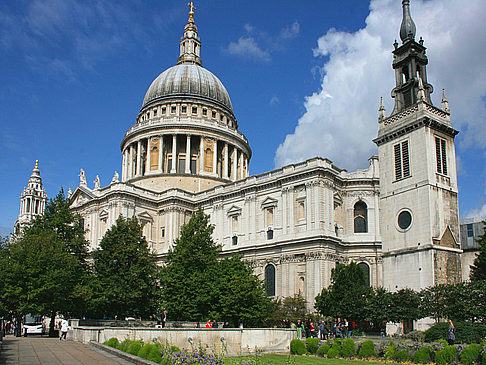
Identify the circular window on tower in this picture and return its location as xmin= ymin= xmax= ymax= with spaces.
xmin=397 ymin=209 xmax=413 ymax=231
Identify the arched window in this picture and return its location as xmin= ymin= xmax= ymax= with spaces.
xmin=354 ymin=201 xmax=368 ymax=233
xmin=358 ymin=262 xmax=370 ymax=287
xmin=265 ymin=264 xmax=276 ymax=296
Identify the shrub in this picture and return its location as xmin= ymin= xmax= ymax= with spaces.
xmin=127 ymin=340 xmax=143 ymax=356
xmin=327 ymin=341 xmax=342 ymax=359
xmin=358 ymin=340 xmax=376 ymax=358
xmin=393 ymin=349 xmax=410 ymax=362
xmin=342 ymin=338 xmax=356 ymax=357
xmin=425 ymin=322 xmax=486 ymax=344
xmin=384 ymin=342 xmax=396 ymax=359
xmin=103 ymin=338 xmax=119 ymax=349
xmin=435 ymin=345 xmax=457 ymax=365
xmin=460 ymin=343 xmax=482 ymax=365
xmin=316 ymin=344 xmax=330 ymax=357
xmin=403 ymin=330 xmax=425 ymax=342
xmin=170 ymin=345 xmax=180 ymax=353
xmin=138 ymin=344 xmax=159 ymax=360
xmin=413 ymin=346 xmax=432 ymax=363
xmin=290 ymin=339 xmax=306 ymax=355
xmin=305 ymin=338 xmax=320 ymax=354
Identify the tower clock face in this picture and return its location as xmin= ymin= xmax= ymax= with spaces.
xmin=397 ymin=210 xmax=412 ymax=230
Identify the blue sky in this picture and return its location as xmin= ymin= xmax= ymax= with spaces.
xmin=1 ymin=0 xmax=486 ymax=235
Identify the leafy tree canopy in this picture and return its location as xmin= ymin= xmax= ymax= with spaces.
xmin=470 ymin=221 xmax=486 ymax=281
xmin=160 ymin=209 xmax=272 ymax=326
xmin=315 ymin=263 xmax=372 ymax=321
xmin=92 ymin=216 xmax=160 ymax=319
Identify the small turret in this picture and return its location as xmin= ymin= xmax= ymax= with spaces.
xmin=378 ymin=97 xmax=387 ymax=123
xmin=177 ymin=2 xmax=202 ymax=66
xmin=441 ymin=89 xmax=450 ymax=113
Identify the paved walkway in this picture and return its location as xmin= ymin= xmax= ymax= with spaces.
xmin=0 ymin=336 xmax=133 ymax=365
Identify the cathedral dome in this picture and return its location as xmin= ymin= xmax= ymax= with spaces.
xmin=142 ymin=64 xmax=233 ymax=113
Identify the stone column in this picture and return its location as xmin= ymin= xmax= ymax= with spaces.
xmin=128 ymin=144 xmax=132 ymax=179
xmin=306 ymin=183 xmax=312 ymax=229
xmin=232 ymin=148 xmax=238 ymax=180
xmin=213 ymin=140 xmax=218 ymax=176
xmin=223 ymin=143 xmax=229 ymax=179
xmin=136 ymin=140 xmax=142 ymax=176
xmin=171 ymin=135 xmax=177 ymax=173
xmin=185 ymin=135 xmax=191 ymax=174
xmin=239 ymin=151 xmax=244 ymax=180
xmin=158 ymin=136 xmax=164 ymax=173
xmin=282 ymin=188 xmax=287 ymax=235
xmin=146 ymin=138 xmax=151 ymax=174
xmin=199 ymin=137 xmax=204 ymax=173
xmin=313 ymin=182 xmax=321 ymax=229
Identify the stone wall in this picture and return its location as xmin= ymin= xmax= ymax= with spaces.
xmin=72 ymin=326 xmax=295 ymax=355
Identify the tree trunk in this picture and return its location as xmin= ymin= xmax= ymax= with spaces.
xmin=15 ymin=314 xmax=22 ymax=337
xmin=49 ymin=312 xmax=56 ymax=337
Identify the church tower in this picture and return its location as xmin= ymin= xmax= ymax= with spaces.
xmin=374 ymin=1 xmax=462 ymax=298
xmin=14 ymin=160 xmax=48 ymax=234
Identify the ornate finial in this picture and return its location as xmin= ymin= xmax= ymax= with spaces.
xmin=378 ymin=97 xmax=387 ymax=123
xmin=35 ymin=160 xmax=39 ymax=169
xmin=400 ymin=0 xmax=416 ymax=43
xmin=188 ymin=2 xmax=196 ymax=23
xmin=441 ymin=89 xmax=450 ymax=113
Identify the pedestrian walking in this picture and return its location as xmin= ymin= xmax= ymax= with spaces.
xmin=59 ymin=319 xmax=69 ymax=341
xmin=448 ymin=320 xmax=455 ymax=345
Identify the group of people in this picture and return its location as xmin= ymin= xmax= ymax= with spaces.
xmin=283 ymin=318 xmax=355 ymax=340
xmin=197 ymin=320 xmax=230 ymax=328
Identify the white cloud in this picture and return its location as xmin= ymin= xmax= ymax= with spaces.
xmin=225 ymin=21 xmax=300 ymax=62
xmin=275 ymin=0 xmax=486 ymax=171
xmin=466 ymin=204 xmax=486 ymax=220
xmin=269 ymin=96 xmax=280 ymax=106
xmin=226 ymin=36 xmax=271 ymax=62
xmin=280 ymin=21 xmax=300 ymax=39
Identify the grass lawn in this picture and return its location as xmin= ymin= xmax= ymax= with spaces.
xmin=224 ymin=355 xmax=384 ymax=365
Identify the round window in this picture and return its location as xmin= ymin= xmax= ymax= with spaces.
xmin=397 ymin=210 xmax=412 ymax=230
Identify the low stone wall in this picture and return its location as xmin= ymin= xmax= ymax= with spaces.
xmin=73 ymin=326 xmax=295 ymax=355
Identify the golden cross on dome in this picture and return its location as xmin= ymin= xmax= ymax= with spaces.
xmin=188 ymin=2 xmax=196 ymax=22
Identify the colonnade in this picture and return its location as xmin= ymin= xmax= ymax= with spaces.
xmin=121 ymin=134 xmax=249 ymax=181
xmin=20 ymin=195 xmax=46 ymax=216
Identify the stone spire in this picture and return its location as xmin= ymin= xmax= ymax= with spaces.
xmin=378 ymin=97 xmax=386 ymax=123
xmin=177 ymin=2 xmax=202 ymax=66
xmin=441 ymin=89 xmax=450 ymax=113
xmin=15 ymin=160 xmax=48 ymax=234
xmin=400 ymin=0 xmax=416 ymax=43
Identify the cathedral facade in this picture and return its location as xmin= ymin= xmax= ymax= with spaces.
xmin=30 ymin=1 xmax=461 ymax=320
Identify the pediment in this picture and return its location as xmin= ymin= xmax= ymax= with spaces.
xmin=261 ymin=196 xmax=278 ymax=209
xmin=438 ymin=225 xmax=459 ymax=248
xmin=69 ymin=187 xmax=94 ymax=208
xmin=227 ymin=205 xmax=242 ymax=217
xmin=137 ymin=211 xmax=153 ymax=222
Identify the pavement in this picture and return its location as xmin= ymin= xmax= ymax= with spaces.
xmin=0 ymin=335 xmax=133 ymax=365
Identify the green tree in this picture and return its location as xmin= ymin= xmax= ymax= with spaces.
xmin=365 ymin=287 xmax=393 ymax=325
xmin=271 ymin=293 xmax=308 ymax=324
xmin=389 ymin=288 xmax=422 ymax=324
xmin=213 ymin=254 xmax=272 ymax=327
xmin=470 ymin=221 xmax=486 ymax=281
xmin=160 ymin=209 xmax=219 ymax=321
xmin=0 ymin=191 xmax=90 ymax=336
xmin=315 ymin=263 xmax=372 ymax=321
xmin=92 ymin=216 xmax=160 ymax=319
xmin=160 ymin=209 xmax=272 ymax=326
